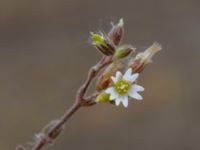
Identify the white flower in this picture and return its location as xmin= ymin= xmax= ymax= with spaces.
xmin=105 ymin=68 xmax=144 ymax=107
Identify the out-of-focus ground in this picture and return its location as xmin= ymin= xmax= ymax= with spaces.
xmin=0 ymin=0 xmax=199 ymax=150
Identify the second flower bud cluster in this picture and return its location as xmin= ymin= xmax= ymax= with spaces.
xmin=90 ymin=19 xmax=134 ymax=59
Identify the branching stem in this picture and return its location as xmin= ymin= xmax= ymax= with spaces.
xmin=16 ymin=56 xmax=112 ymax=150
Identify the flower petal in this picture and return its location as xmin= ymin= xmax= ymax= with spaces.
xmin=121 ymin=96 xmax=128 ymax=107
xmin=117 ymin=95 xmax=129 ymax=107
xmin=115 ymin=71 xmax=122 ymax=80
xmin=129 ymin=91 xmax=143 ymax=100
xmin=123 ymin=68 xmax=132 ymax=81
xmin=105 ymin=87 xmax=115 ymax=94
xmin=130 ymin=73 xmax=139 ymax=83
xmin=131 ymin=84 xmax=144 ymax=92
xmin=111 ymin=76 xmax=117 ymax=83
xmin=105 ymin=87 xmax=118 ymax=101
xmin=115 ymin=98 xmax=121 ymax=106
xmin=109 ymin=92 xmax=118 ymax=100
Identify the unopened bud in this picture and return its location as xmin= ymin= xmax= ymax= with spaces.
xmin=90 ymin=32 xmax=115 ymax=56
xmin=108 ymin=18 xmax=124 ymax=45
xmin=129 ymin=42 xmax=162 ymax=73
xmin=114 ymin=45 xmax=135 ymax=59
xmin=96 ymin=92 xmax=110 ymax=103
xmin=96 ymin=62 xmax=121 ymax=91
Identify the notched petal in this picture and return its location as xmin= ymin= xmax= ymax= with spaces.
xmin=123 ymin=68 xmax=132 ymax=81
xmin=131 ymin=84 xmax=144 ymax=92
xmin=122 ymin=96 xmax=128 ymax=107
xmin=130 ymin=73 xmax=139 ymax=83
xmin=115 ymin=71 xmax=122 ymax=80
xmin=129 ymin=92 xmax=143 ymax=100
xmin=115 ymin=98 xmax=121 ymax=106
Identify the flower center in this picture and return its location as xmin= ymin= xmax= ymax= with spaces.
xmin=114 ymin=79 xmax=130 ymax=95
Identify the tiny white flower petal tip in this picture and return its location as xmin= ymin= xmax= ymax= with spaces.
xmin=130 ymin=73 xmax=139 ymax=83
xmin=122 ymin=68 xmax=139 ymax=83
xmin=115 ymin=98 xmax=121 ymax=106
xmin=116 ymin=71 xmax=122 ymax=79
xmin=131 ymin=84 xmax=145 ymax=92
xmin=121 ymin=96 xmax=128 ymax=107
xmin=111 ymin=71 xmax=123 ymax=83
xmin=111 ymin=76 xmax=117 ymax=83
xmin=122 ymin=68 xmax=132 ymax=81
xmin=114 ymin=95 xmax=129 ymax=107
xmin=129 ymin=92 xmax=143 ymax=100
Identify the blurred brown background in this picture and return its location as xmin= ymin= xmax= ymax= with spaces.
xmin=0 ymin=0 xmax=199 ymax=150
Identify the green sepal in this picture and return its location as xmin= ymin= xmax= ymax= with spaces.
xmin=114 ymin=45 xmax=134 ymax=59
xmin=96 ymin=92 xmax=110 ymax=103
xmin=114 ymin=47 xmax=126 ymax=58
xmin=90 ymin=32 xmax=104 ymax=46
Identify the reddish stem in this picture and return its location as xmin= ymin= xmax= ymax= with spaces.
xmin=16 ymin=56 xmax=112 ymax=150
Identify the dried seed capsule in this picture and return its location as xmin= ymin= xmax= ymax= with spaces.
xmin=96 ymin=62 xmax=121 ymax=91
xmin=129 ymin=42 xmax=162 ymax=73
xmin=108 ymin=18 xmax=124 ymax=46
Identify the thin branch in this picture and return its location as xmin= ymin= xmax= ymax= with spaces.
xmin=17 ymin=56 xmax=112 ymax=150
xmin=32 ymin=101 xmax=81 ymax=150
xmin=77 ymin=56 xmax=111 ymax=99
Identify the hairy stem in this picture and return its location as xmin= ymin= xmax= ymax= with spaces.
xmin=32 ymin=101 xmax=81 ymax=150
xmin=16 ymin=56 xmax=112 ymax=150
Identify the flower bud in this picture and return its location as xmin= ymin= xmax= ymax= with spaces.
xmin=108 ymin=18 xmax=124 ymax=45
xmin=96 ymin=92 xmax=110 ymax=103
xmin=90 ymin=32 xmax=115 ymax=56
xmin=96 ymin=62 xmax=121 ymax=91
xmin=129 ymin=42 xmax=162 ymax=73
xmin=114 ymin=45 xmax=135 ymax=59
